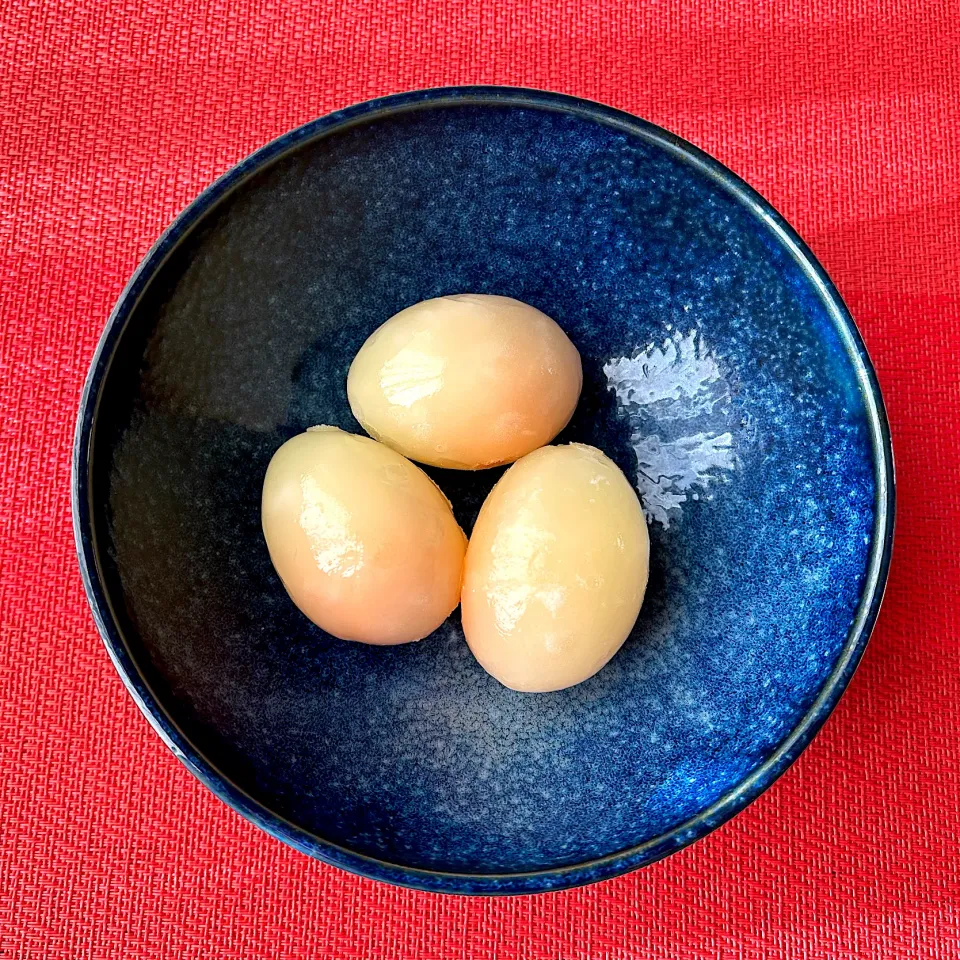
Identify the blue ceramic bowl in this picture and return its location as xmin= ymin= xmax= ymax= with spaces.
xmin=73 ymin=88 xmax=894 ymax=894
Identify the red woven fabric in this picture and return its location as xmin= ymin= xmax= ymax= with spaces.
xmin=2 ymin=1 xmax=959 ymax=956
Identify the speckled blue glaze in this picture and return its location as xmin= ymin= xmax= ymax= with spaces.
xmin=73 ymin=88 xmax=894 ymax=895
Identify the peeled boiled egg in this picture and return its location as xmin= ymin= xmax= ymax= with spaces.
xmin=347 ymin=294 xmax=582 ymax=470
xmin=261 ymin=426 xmax=466 ymax=645
xmin=461 ymin=443 xmax=649 ymax=691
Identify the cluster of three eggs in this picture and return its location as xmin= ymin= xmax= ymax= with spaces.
xmin=262 ymin=295 xmax=650 ymax=692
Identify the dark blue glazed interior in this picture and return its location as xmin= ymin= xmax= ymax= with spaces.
xmin=74 ymin=89 xmax=893 ymax=894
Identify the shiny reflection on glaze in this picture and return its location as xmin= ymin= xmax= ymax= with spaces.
xmin=262 ymin=426 xmax=466 ymax=645
xmin=347 ymin=295 xmax=582 ymax=470
xmin=462 ymin=443 xmax=650 ymax=692
xmin=604 ymin=330 xmax=741 ymax=527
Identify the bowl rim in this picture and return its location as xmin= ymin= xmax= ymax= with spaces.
xmin=72 ymin=85 xmax=896 ymax=896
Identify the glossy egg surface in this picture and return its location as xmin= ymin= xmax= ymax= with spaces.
xmin=262 ymin=426 xmax=466 ymax=645
xmin=347 ymin=294 xmax=582 ymax=469
xmin=462 ymin=443 xmax=650 ymax=691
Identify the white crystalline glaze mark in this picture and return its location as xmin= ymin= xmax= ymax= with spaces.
xmin=379 ymin=336 xmax=446 ymax=407
xmin=604 ymin=329 xmax=741 ymax=528
xmin=488 ymin=585 xmax=533 ymax=634
xmin=537 ymin=585 xmax=566 ymax=615
xmin=299 ymin=476 xmax=364 ymax=577
xmin=485 ymin=518 xmax=556 ymax=633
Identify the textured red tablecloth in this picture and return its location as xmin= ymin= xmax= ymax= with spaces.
xmin=2 ymin=1 xmax=959 ymax=957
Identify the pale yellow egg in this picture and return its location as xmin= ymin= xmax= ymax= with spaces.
xmin=347 ymin=294 xmax=582 ymax=470
xmin=261 ymin=426 xmax=466 ymax=644
xmin=461 ymin=443 xmax=649 ymax=691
